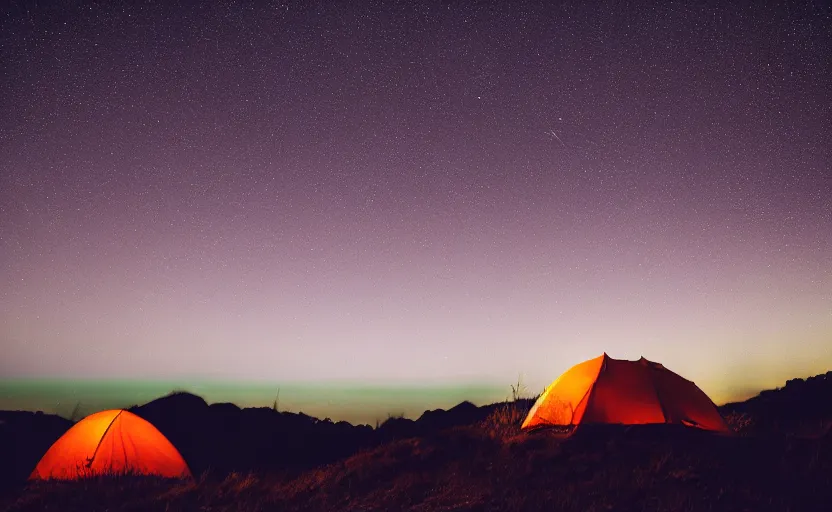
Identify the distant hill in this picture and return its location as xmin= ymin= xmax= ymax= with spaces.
xmin=719 ymin=370 xmax=832 ymax=436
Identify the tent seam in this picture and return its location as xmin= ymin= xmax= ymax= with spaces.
xmin=571 ymin=355 xmax=607 ymax=424
xmin=572 ymin=383 xmax=595 ymax=424
xmin=87 ymin=410 xmax=123 ymax=469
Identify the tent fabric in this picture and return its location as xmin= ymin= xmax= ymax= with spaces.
xmin=30 ymin=409 xmax=192 ymax=480
xmin=522 ymin=353 xmax=730 ymax=432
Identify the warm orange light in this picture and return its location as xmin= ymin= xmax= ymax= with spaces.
xmin=522 ymin=353 xmax=730 ymax=432
xmin=522 ymin=354 xmax=606 ymax=428
xmin=29 ymin=409 xmax=192 ymax=480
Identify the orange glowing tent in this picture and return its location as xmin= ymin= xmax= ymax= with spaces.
xmin=30 ymin=409 xmax=192 ymax=480
xmin=522 ymin=353 xmax=730 ymax=432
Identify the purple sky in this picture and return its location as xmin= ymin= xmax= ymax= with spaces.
xmin=1 ymin=1 xmax=830 ymax=404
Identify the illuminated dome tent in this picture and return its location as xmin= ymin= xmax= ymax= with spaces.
xmin=30 ymin=409 xmax=192 ymax=480
xmin=522 ymin=353 xmax=730 ymax=432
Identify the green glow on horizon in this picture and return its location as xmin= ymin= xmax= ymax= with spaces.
xmin=0 ymin=378 xmax=512 ymax=425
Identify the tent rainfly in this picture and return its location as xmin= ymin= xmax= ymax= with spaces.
xmin=30 ymin=409 xmax=192 ymax=480
xmin=522 ymin=353 xmax=730 ymax=432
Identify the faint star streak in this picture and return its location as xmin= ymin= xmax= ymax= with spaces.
xmin=547 ymin=128 xmax=566 ymax=147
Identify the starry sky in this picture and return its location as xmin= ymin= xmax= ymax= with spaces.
xmin=1 ymin=0 xmax=830 ymax=420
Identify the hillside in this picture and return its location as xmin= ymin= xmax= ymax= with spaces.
xmin=719 ymin=370 xmax=832 ymax=436
xmin=5 ymin=423 xmax=832 ymax=511
xmin=1 ymin=370 xmax=831 ymax=511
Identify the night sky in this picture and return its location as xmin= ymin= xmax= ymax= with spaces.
xmin=2 ymin=1 xmax=830 ymax=418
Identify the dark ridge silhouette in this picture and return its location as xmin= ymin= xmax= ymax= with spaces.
xmin=126 ymin=393 xmax=376 ymax=476
xmin=0 ymin=411 xmax=72 ymax=492
xmin=416 ymin=400 xmax=484 ymax=430
xmin=2 ymin=369 xmax=830 ymax=495
xmin=719 ymin=370 xmax=832 ymax=436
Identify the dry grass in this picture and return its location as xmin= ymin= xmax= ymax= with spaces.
xmin=5 ymin=425 xmax=832 ymax=512
xmin=481 ymin=400 xmax=531 ymax=439
xmin=723 ymin=410 xmax=755 ymax=435
xmin=480 ymin=376 xmax=539 ymax=439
